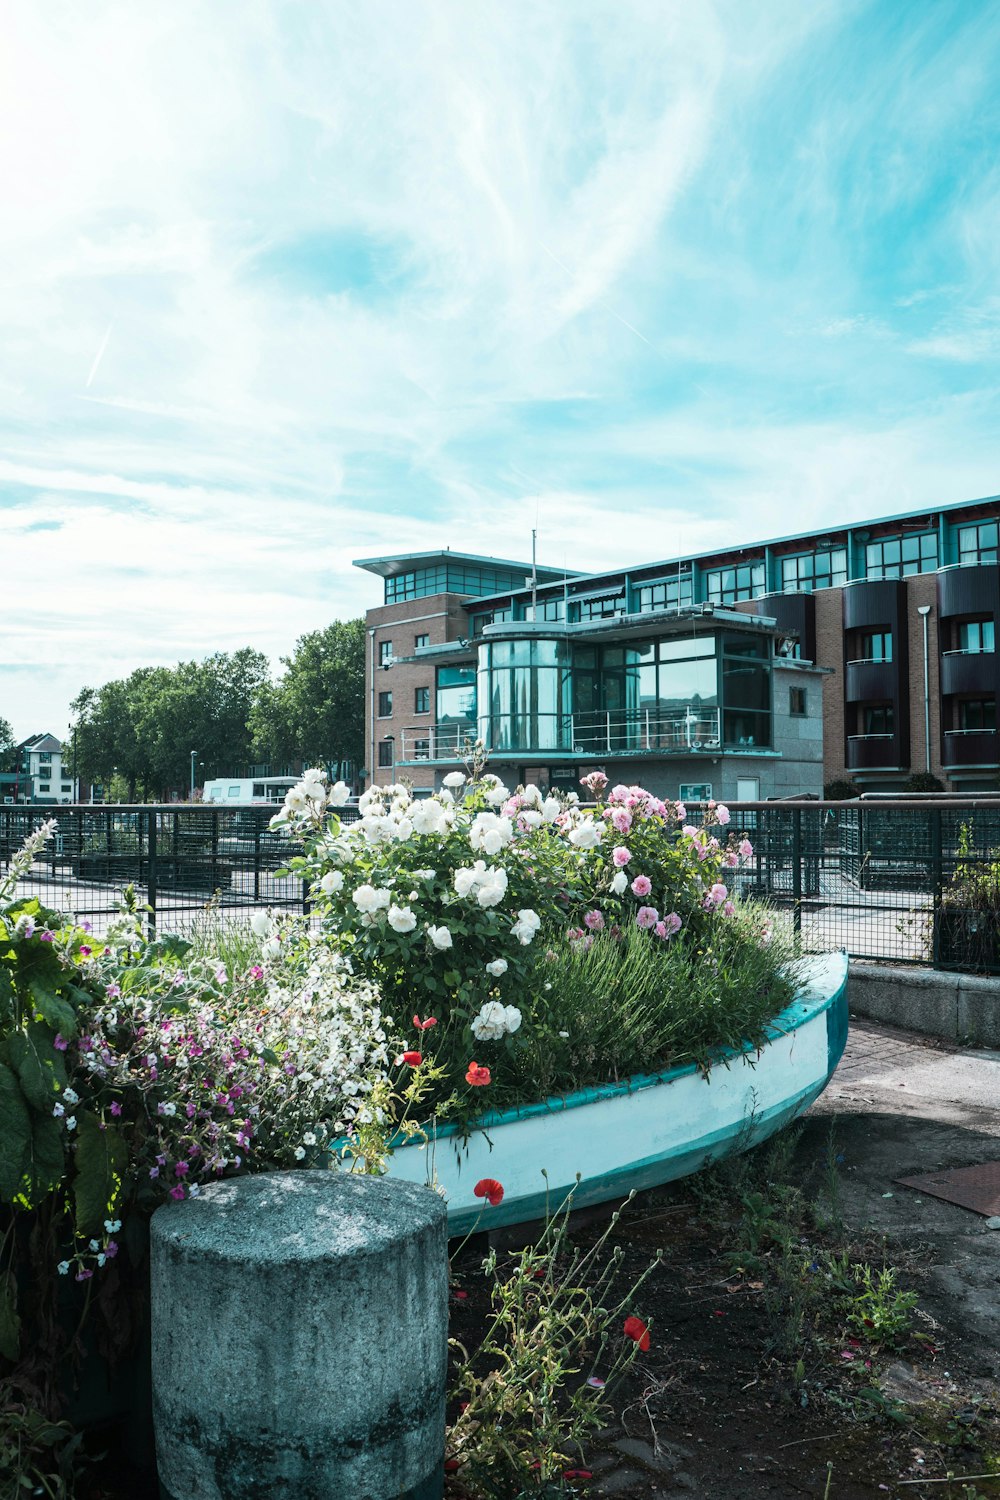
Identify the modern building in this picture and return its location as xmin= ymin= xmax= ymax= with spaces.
xmin=356 ymin=494 xmax=1000 ymax=799
xmin=7 ymin=733 xmax=77 ymax=804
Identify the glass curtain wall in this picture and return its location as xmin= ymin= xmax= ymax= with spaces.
xmin=436 ymin=666 xmax=477 ymax=753
xmin=720 ymin=633 xmax=771 ymax=746
xmin=477 ymin=640 xmax=571 ymax=751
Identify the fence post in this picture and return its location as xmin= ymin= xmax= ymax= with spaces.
xmin=791 ymin=806 xmax=803 ymax=938
xmin=931 ymin=804 xmax=943 ymax=969
xmin=147 ymin=810 xmax=158 ymax=938
xmin=253 ymin=824 xmax=261 ymax=903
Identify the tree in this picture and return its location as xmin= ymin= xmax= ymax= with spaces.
xmin=250 ymin=619 xmax=366 ymax=771
xmin=0 ymin=716 xmax=15 ymax=772
xmin=71 ymin=650 xmax=272 ymax=799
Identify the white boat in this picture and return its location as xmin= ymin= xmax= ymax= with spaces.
xmin=384 ymin=952 xmax=849 ymax=1233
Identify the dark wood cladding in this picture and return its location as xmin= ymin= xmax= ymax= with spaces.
xmin=748 ymin=593 xmax=816 ymax=662
xmin=942 ymin=730 xmax=1000 ymax=768
xmin=842 ymin=580 xmax=909 ymax=771
xmin=937 ymin=562 xmax=1000 ymax=620
xmin=940 ymin=651 xmax=998 ymax=697
xmin=845 ymin=660 xmax=895 ymax=702
xmin=846 ymin=736 xmax=901 ymax=771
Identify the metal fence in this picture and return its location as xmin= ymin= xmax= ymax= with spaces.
xmin=3 ymin=799 xmax=1000 ymax=972
xmin=0 ymin=804 xmax=355 ymax=934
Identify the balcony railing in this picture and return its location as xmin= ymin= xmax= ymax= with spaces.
xmin=942 ymin=728 xmax=999 ymax=768
xmin=396 ymin=707 xmax=730 ymax=763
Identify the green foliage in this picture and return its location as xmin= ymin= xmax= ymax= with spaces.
xmin=840 ymin=1262 xmax=919 ymax=1345
xmin=0 ymin=1392 xmax=84 ymax=1500
xmin=250 ymin=617 xmax=366 ymax=767
xmin=902 ymin=771 xmax=945 ymax=792
xmin=447 ymin=1191 xmax=659 ymax=1494
xmin=0 ymin=717 xmax=14 ymax=773
xmin=70 ymin=648 xmax=271 ymax=798
xmin=823 ymin=777 xmax=860 ymax=800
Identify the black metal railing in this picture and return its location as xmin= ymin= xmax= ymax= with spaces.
xmin=4 ymin=799 xmax=1000 ymax=973
xmin=0 ymin=804 xmax=356 ymax=934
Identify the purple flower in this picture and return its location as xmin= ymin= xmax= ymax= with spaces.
xmin=79 ymin=945 xmax=92 ymax=958
xmin=105 ymin=983 xmax=121 ymax=999
xmin=110 ymin=1101 xmax=122 ymax=1117
xmin=53 ymin=1034 xmax=68 ymax=1052
xmin=169 ymin=1185 xmax=185 ymax=1201
xmin=174 ymin=1161 xmax=189 ymax=1177
xmin=81 ymin=920 xmax=92 ymax=933
xmin=105 ymin=1241 xmax=119 ymax=1259
xmin=149 ymin=1166 xmax=160 ymax=1179
xmin=40 ymin=929 xmax=55 ymax=942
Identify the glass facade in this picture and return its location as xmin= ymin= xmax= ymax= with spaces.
xmin=705 ymin=560 xmax=765 ymax=604
xmin=636 ymin=571 xmax=694 ymax=612
xmin=780 ymin=548 xmax=847 ymax=592
xmin=865 ymin=532 xmax=937 ymax=578
xmin=386 ymin=564 xmax=527 ymax=603
xmin=470 ymin=606 xmax=513 ymax=635
xmin=720 ymin=633 xmax=771 ymax=747
xmin=574 ymin=592 xmax=626 ymax=621
xmin=522 ymin=596 xmax=566 ymax=622
xmin=476 ymin=639 xmax=571 ymax=751
xmin=958 ymin=521 xmax=999 ymax=565
xmin=957 ymin=620 xmax=995 ymax=653
xmin=435 ymin=666 xmax=477 ymax=744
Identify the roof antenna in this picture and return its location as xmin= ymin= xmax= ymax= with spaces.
xmin=531 ymin=527 xmax=538 ymax=620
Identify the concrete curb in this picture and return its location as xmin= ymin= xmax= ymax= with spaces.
xmin=850 ymin=961 xmax=1000 ymax=1047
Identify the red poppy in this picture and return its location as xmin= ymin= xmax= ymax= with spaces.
xmin=413 ymin=1015 xmax=438 ymax=1031
xmin=402 ymin=1050 xmax=423 ymax=1067
xmin=444 ymin=1458 xmax=460 ymax=1473
xmin=623 ymin=1314 xmax=651 ymax=1351
xmin=465 ymin=1061 xmax=491 ymax=1086
xmin=473 ymin=1177 xmax=504 ymax=1207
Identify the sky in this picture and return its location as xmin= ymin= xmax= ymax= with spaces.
xmin=3 ymin=0 xmax=1000 ymax=741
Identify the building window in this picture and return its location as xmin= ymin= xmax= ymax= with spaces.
xmin=522 ymin=596 xmax=566 ymax=623
xmin=957 ymin=619 xmax=995 ymax=654
xmin=854 ymin=630 xmax=893 ymax=663
xmin=861 ymin=703 xmax=894 ymax=736
xmin=789 ymin=686 xmax=807 ymax=716
xmin=576 ymin=592 xmax=626 ymax=621
xmin=780 ymin=548 xmax=847 ymax=593
xmin=415 ymin=686 xmax=430 ymax=714
xmin=413 ymin=739 xmax=430 ymax=759
xmin=378 ymin=691 xmax=392 ymax=717
xmin=958 ymin=698 xmax=996 ymax=732
xmin=679 ymin=782 xmax=713 ymax=802
xmin=385 ymin=564 xmax=527 ymax=603
xmin=636 ymin=571 xmax=694 ymax=613
xmin=704 ymin=560 xmax=765 ymax=604
xmin=436 ymin=665 xmax=477 ymax=752
xmin=865 ymin=532 xmax=937 ymax=578
xmin=61 ymin=783 xmax=72 ymax=792
xmin=958 ymin=521 xmax=999 ymax=565
xmin=470 ymin=606 xmax=512 ymax=636
xmin=377 ymin=739 xmax=394 ymax=768
xmin=38 ymin=783 xmax=51 ymax=792
xmin=379 ymin=640 xmax=393 ymax=666
xmin=414 ymin=633 xmax=429 ymax=650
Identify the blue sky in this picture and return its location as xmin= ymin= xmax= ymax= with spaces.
xmin=3 ymin=0 xmax=1000 ymax=740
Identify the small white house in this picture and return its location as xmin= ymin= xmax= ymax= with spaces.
xmin=16 ymin=733 xmax=77 ymax=804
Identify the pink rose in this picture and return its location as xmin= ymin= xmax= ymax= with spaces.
xmin=584 ymin=909 xmax=605 ymax=931
xmin=630 ymin=875 xmax=652 ymax=898
xmin=636 ymin=906 xmax=659 ymax=929
xmin=611 ymin=807 xmax=632 ymax=834
xmin=612 ymin=846 xmax=631 ymax=867
xmin=715 ymin=804 xmax=730 ymax=826
xmin=664 ymin=912 xmax=682 ymax=936
xmin=739 ymin=838 xmax=753 ymax=859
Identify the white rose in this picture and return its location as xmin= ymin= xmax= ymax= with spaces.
xmin=519 ymin=809 xmax=543 ymax=829
xmin=393 ymin=818 xmax=414 ymax=842
xmin=387 ymin=905 xmax=417 ymax=933
xmin=476 ymin=867 xmax=509 ymax=908
xmin=320 ymin=870 xmax=344 ymax=895
xmin=503 ymin=1005 xmax=522 ymax=1034
xmin=263 ymin=937 xmax=282 ymax=960
xmin=284 ymin=787 xmax=308 ymax=811
xmin=542 ymin=797 xmax=561 ymax=823
xmin=484 ymin=783 xmax=511 ymax=807
xmin=250 ymin=912 xmax=272 ymax=937
xmin=427 ymin=925 xmax=453 ymax=950
xmin=486 ymin=958 xmax=508 ymax=977
xmin=454 ymin=861 xmax=487 ymax=898
xmin=471 ymin=1001 xmax=508 ymax=1041
xmin=328 ymin=780 xmax=351 ymax=806
xmin=568 ymin=819 xmax=603 ymax=849
xmin=443 ymin=771 xmax=466 ymax=788
xmin=611 ymin=870 xmax=628 ymax=895
xmin=511 ymin=907 xmax=541 ymax=945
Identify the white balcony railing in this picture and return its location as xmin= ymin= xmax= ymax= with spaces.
xmin=396 ymin=706 xmax=727 ymax=763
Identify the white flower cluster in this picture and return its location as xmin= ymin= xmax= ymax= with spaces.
xmin=453 ymin=860 xmax=508 ymax=907
xmin=471 ymin=1001 xmax=523 ymax=1041
xmin=270 ymin=768 xmax=352 ymax=835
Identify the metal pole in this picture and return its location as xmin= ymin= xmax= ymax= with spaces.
xmin=791 ymin=807 xmax=803 ymax=938
xmin=368 ymin=627 xmax=377 ymax=789
xmin=917 ymin=605 xmax=932 ymax=773
xmin=190 ymin=749 xmax=197 ymax=801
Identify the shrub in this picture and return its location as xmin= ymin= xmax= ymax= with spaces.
xmin=823 ymin=778 xmax=860 ymax=801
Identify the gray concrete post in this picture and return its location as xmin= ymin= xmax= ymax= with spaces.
xmin=151 ymin=1171 xmax=448 ymax=1500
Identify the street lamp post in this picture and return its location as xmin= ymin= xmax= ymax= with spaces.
xmin=917 ymin=605 xmax=932 ymax=773
xmin=190 ymin=750 xmax=198 ymax=802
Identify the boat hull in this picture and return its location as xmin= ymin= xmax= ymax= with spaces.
xmin=384 ymin=952 xmax=849 ymax=1233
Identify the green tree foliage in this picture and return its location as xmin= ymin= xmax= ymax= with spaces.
xmin=0 ymin=717 xmax=15 ymax=772
xmin=71 ymin=651 xmax=270 ymax=799
xmin=250 ymin=619 xmax=366 ymax=769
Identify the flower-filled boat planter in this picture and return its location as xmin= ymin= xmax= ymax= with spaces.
xmin=384 ymin=952 xmax=848 ymax=1234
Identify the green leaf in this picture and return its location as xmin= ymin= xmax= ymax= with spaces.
xmin=23 ymin=1113 xmax=66 ymax=1205
xmin=0 ymin=1062 xmax=31 ymax=1202
xmin=27 ymin=978 xmax=78 ymax=1039
xmin=7 ymin=1021 xmax=67 ymax=1111
xmin=74 ymin=1112 xmax=126 ymax=1236
xmin=0 ymin=1271 xmax=20 ymax=1361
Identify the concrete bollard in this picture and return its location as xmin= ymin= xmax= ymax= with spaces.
xmin=151 ymin=1171 xmax=448 ymax=1500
